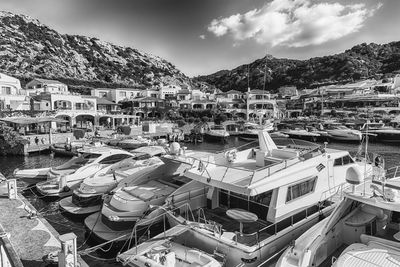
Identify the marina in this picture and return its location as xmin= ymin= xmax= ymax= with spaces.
xmin=0 ymin=132 xmax=399 ymax=266
xmin=1 ymin=1 xmax=400 ymax=266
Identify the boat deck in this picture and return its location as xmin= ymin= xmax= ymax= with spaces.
xmin=196 ymin=207 xmax=272 ymax=246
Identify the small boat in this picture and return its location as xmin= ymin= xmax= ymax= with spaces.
xmin=238 ymin=122 xmax=274 ymax=141
xmin=278 ymin=123 xmax=321 ymax=142
xmin=14 ymin=145 xmax=105 ymax=185
xmin=35 ymin=147 xmax=133 ymax=198
xmin=117 ymin=224 xmax=222 ymax=267
xmin=203 ymin=125 xmax=229 ymax=143
xmin=360 ymin=122 xmax=400 ymax=143
xmin=323 ymin=122 xmax=362 ymax=142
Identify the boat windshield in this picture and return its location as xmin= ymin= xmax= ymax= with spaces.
xmin=81 ymin=152 xmax=101 ymax=163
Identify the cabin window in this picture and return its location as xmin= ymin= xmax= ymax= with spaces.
xmin=219 ymin=189 xmax=271 ymax=220
xmin=99 ymin=154 xmax=131 ymax=164
xmin=334 ymin=158 xmax=342 ymax=166
xmin=286 ymin=177 xmax=317 ymax=202
xmin=334 ymin=155 xmax=354 ymax=166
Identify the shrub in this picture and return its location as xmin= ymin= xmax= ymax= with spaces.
xmin=201 ymin=116 xmax=209 ymax=123
xmin=176 ymin=120 xmax=186 ymax=127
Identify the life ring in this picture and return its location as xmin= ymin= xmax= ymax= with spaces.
xmin=225 ymin=149 xmax=237 ymax=163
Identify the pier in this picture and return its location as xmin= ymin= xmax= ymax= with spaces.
xmin=0 ymin=193 xmax=87 ymax=267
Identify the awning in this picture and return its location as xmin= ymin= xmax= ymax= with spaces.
xmin=0 ymin=117 xmax=68 ymax=125
xmin=96 ymin=98 xmax=119 ymax=105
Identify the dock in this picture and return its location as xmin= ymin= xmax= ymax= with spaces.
xmin=26 ymin=144 xmax=50 ymax=154
xmin=0 ymin=193 xmax=87 ymax=267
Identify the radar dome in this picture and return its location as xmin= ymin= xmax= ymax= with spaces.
xmin=346 ymin=166 xmax=363 ymax=185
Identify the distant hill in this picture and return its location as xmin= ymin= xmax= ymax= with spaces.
xmin=0 ymin=11 xmax=191 ymax=91
xmin=195 ymin=42 xmax=400 ymax=92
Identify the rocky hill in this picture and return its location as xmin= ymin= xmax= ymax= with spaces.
xmin=196 ymin=42 xmax=400 ymax=92
xmin=0 ymin=11 xmax=191 ymax=90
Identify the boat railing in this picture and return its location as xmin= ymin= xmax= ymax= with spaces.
xmin=228 ymin=199 xmax=336 ymax=246
xmin=128 ymin=202 xmax=197 ymax=257
xmin=384 ymin=165 xmax=400 ymax=179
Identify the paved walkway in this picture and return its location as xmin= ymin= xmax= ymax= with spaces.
xmin=0 ymin=194 xmax=87 ymax=266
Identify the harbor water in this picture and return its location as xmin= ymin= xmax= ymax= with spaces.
xmin=0 ymin=137 xmax=399 ymax=266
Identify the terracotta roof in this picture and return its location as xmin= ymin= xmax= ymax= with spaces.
xmin=96 ymin=97 xmax=119 ymax=105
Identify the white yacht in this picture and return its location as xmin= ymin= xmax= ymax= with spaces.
xmin=154 ymin=131 xmax=377 ymax=266
xmin=323 ymin=122 xmax=362 ymax=142
xmin=360 ymin=122 xmax=400 ymax=143
xmin=278 ymin=123 xmax=321 ymax=142
xmin=59 ymin=146 xmax=167 ymax=215
xmin=204 ymin=125 xmax=229 ymax=143
xmin=84 ymin=143 xmax=210 ymax=243
xmin=13 ymin=145 xmax=105 ymax=185
xmin=277 ymin=162 xmax=392 ymax=267
xmin=35 ymin=147 xmax=133 ymax=198
xmin=238 ymin=122 xmax=274 ymax=141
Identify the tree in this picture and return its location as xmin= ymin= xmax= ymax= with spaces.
xmin=214 ymin=114 xmax=228 ymax=125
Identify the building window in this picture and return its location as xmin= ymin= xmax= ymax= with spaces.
xmin=101 ymin=92 xmax=107 ymax=98
xmin=119 ymin=92 xmax=126 ymax=97
xmin=2 ymin=86 xmax=11 ymax=94
xmin=256 ymin=95 xmax=262 ymax=100
xmin=286 ymin=177 xmax=317 ymax=202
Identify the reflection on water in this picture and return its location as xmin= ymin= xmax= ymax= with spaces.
xmin=0 ymin=137 xmax=399 ymax=266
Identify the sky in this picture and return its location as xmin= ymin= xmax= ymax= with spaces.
xmin=0 ymin=0 xmax=398 ymax=77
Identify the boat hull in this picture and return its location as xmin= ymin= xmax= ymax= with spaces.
xmin=59 ymin=195 xmax=102 ymax=216
xmin=14 ymin=167 xmax=51 ymax=185
xmin=84 ymin=212 xmax=164 ymax=243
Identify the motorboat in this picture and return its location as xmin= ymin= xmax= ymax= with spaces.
xmin=59 ymin=146 xmax=167 ymax=215
xmin=203 ymin=125 xmax=229 ymax=143
xmin=277 ymin=161 xmax=394 ymax=267
xmin=305 ymin=125 xmax=330 ymax=142
xmin=159 ymin=131 xmax=379 ymax=266
xmin=50 ymin=140 xmax=105 ymax=157
xmin=360 ymin=122 xmax=400 ymax=143
xmin=278 ymin=123 xmax=321 ymax=142
xmin=84 ymin=142 xmax=210 ymax=242
xmin=35 ymin=147 xmax=133 ymax=198
xmin=117 ymin=225 xmax=222 ymax=267
xmin=238 ymin=122 xmax=274 ymax=141
xmin=84 ymin=178 xmax=209 ymax=243
xmin=117 ymin=136 xmax=151 ymax=150
xmin=14 ymin=144 xmax=105 ymax=185
xmin=323 ymin=122 xmax=362 ymax=142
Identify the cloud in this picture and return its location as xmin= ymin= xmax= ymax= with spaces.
xmin=207 ymin=0 xmax=382 ymax=47
xmin=199 ymin=34 xmax=206 ymax=40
